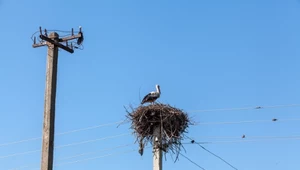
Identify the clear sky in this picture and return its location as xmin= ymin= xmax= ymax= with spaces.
xmin=0 ymin=0 xmax=300 ymax=170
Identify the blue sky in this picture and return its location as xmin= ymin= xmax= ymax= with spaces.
xmin=1 ymin=0 xmax=300 ymax=169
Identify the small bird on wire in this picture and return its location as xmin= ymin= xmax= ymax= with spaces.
xmin=141 ymin=84 xmax=161 ymax=105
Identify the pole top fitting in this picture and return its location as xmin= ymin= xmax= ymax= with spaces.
xmin=48 ymin=32 xmax=59 ymax=39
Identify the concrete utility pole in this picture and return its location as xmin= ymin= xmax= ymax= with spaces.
xmin=32 ymin=27 xmax=83 ymax=170
xmin=153 ymin=126 xmax=162 ymax=170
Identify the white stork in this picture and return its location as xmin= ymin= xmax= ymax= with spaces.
xmin=141 ymin=84 xmax=161 ymax=105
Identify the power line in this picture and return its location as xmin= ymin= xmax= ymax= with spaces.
xmin=2 ymin=117 xmax=298 ymax=148
xmin=188 ymin=104 xmax=300 ymax=113
xmin=179 ymin=152 xmax=206 ymax=170
xmin=1 ymin=116 xmax=299 ymax=149
xmin=7 ymin=143 xmax=134 ymax=170
xmin=7 ymin=134 xmax=296 ymax=160
xmin=194 ymin=118 xmax=300 ymax=125
xmin=55 ymin=133 xmax=130 ymax=149
xmin=2 ymin=103 xmax=300 ymax=148
xmin=0 ymin=133 xmax=130 ymax=159
xmin=38 ymin=147 xmax=151 ymax=170
xmin=0 ymin=149 xmax=41 ymax=159
xmin=183 ymin=135 xmax=300 ymax=145
xmin=0 ymin=137 xmax=41 ymax=147
xmin=188 ymin=137 xmax=238 ymax=170
xmin=54 ymin=149 xmax=136 ymax=167
xmin=1 ymin=117 xmax=299 ymax=148
xmin=0 ymin=121 xmax=122 ymax=147
xmin=56 ymin=121 xmax=123 ymax=136
xmin=6 ymin=135 xmax=300 ymax=169
xmin=55 ymin=143 xmax=133 ymax=161
xmin=194 ymin=134 xmax=300 ymax=140
xmin=203 ymin=136 xmax=300 ymax=144
xmin=12 ymin=149 xmax=138 ymax=170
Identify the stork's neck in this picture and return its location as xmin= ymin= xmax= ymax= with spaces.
xmin=156 ymin=86 xmax=161 ymax=94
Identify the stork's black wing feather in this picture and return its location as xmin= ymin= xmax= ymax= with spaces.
xmin=141 ymin=93 xmax=151 ymax=104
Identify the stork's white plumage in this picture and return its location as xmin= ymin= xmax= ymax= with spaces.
xmin=141 ymin=85 xmax=161 ymax=105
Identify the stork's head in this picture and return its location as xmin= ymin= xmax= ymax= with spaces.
xmin=156 ymin=84 xmax=161 ymax=93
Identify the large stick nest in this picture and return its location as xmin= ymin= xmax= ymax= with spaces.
xmin=125 ymin=103 xmax=191 ymax=159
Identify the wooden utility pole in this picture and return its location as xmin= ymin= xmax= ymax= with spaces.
xmin=32 ymin=27 xmax=83 ymax=170
xmin=153 ymin=126 xmax=162 ymax=170
xmin=40 ymin=32 xmax=58 ymax=170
